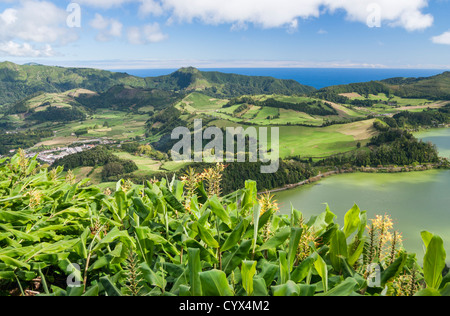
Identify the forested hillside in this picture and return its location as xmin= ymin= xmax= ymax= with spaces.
xmin=0 ymin=62 xmax=147 ymax=107
xmin=0 ymin=62 xmax=316 ymax=107
xmin=315 ymin=72 xmax=450 ymax=100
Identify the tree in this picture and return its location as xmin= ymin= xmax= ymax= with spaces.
xmin=102 ymin=162 xmax=125 ymax=181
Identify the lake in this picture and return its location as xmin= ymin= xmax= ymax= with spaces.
xmin=275 ymin=127 xmax=450 ymax=262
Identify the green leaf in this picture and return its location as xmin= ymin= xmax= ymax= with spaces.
xmin=83 ymin=284 xmax=99 ymax=297
xmin=99 ymin=276 xmax=122 ymax=297
xmin=278 ymin=251 xmax=289 ymax=284
xmin=381 ymin=252 xmax=407 ymax=287
xmin=161 ymin=186 xmax=185 ymax=214
xmin=324 ymin=204 xmax=337 ymax=224
xmin=220 ymin=218 xmax=250 ymax=252
xmin=241 ymin=260 xmax=257 ymax=296
xmin=73 ymin=227 xmax=90 ymax=259
xmin=291 ymin=257 xmax=314 ymax=283
xmin=298 ymin=284 xmax=316 ymax=296
xmin=329 ymin=230 xmax=348 ymax=273
xmin=309 ymin=208 xmax=334 ymax=236
xmin=114 ymin=190 xmax=127 ymax=221
xmin=440 ymin=283 xmax=450 ymax=296
xmin=242 ymin=180 xmax=257 ymax=212
xmin=423 ymin=235 xmax=446 ymax=290
xmin=253 ymin=277 xmax=268 ymax=296
xmin=414 ymin=288 xmax=442 ymax=296
xmin=317 ymin=278 xmax=359 ymax=296
xmin=347 ymin=238 xmax=366 ymax=267
xmin=343 ymin=204 xmax=361 ymax=238
xmin=258 ymin=226 xmax=290 ymax=251
xmin=193 ymin=222 xmax=219 ymax=249
xmin=0 ymin=224 xmax=40 ymax=242
xmin=0 ymin=255 xmax=30 ymax=270
xmin=208 ymin=195 xmax=232 ymax=227
xmin=0 ymin=271 xmax=16 ymax=281
xmin=258 ymin=261 xmax=278 ymax=288
xmin=0 ymin=210 xmax=37 ymax=225
xmin=222 ymin=240 xmax=252 ymax=275
xmin=314 ymin=254 xmax=328 ymax=293
xmin=421 ymin=231 xmax=434 ymax=249
xmin=290 ymin=207 xmax=303 ymax=228
xmin=93 ymin=227 xmax=134 ymax=252
xmin=272 ymin=280 xmax=300 ymax=296
xmin=252 ymin=204 xmax=261 ymax=255
xmin=135 ymin=227 xmax=155 ymax=266
xmin=287 ymin=227 xmax=303 ymax=272
xmin=188 ymin=248 xmax=202 ymax=296
xmin=199 ymin=269 xmax=234 ymax=296
xmin=132 ymin=197 xmax=153 ymax=221
xmin=185 ymin=238 xmax=218 ymax=265
xmin=140 ymin=262 xmax=167 ymax=291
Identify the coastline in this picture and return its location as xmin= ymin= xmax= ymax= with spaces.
xmin=260 ymin=126 xmax=450 ymax=195
xmin=259 ymin=162 xmax=446 ymax=195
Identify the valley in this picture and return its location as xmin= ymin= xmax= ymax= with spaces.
xmin=1 ymin=62 xmax=450 ymax=297
xmin=0 ymin=62 xmax=449 ymax=193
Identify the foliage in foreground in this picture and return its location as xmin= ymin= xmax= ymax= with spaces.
xmin=0 ymin=152 xmax=449 ymax=296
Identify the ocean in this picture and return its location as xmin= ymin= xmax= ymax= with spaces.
xmin=112 ymin=68 xmax=449 ymax=89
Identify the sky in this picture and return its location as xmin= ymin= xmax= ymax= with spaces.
xmin=0 ymin=0 xmax=450 ymax=69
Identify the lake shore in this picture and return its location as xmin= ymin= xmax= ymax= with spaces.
xmin=260 ymin=126 xmax=450 ymax=195
xmin=259 ymin=162 xmax=446 ymax=195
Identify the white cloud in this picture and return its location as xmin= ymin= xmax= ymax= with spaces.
xmin=76 ymin=0 xmax=164 ymax=16
xmin=74 ymin=0 xmax=134 ymax=9
xmin=139 ymin=0 xmax=164 ymax=16
xmin=127 ymin=23 xmax=168 ymax=44
xmin=432 ymin=31 xmax=450 ymax=45
xmin=157 ymin=0 xmax=433 ymax=31
xmin=90 ymin=13 xmax=123 ymax=42
xmin=70 ymin=0 xmax=435 ymax=32
xmin=0 ymin=1 xmax=78 ymax=57
xmin=0 ymin=41 xmax=55 ymax=57
xmin=0 ymin=1 xmax=78 ymax=44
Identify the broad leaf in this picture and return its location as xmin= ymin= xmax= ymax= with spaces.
xmin=199 ymin=270 xmax=234 ymax=296
xmin=423 ymin=235 xmax=446 ymax=290
xmin=241 ymin=260 xmax=257 ymax=296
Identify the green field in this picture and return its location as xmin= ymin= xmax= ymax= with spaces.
xmin=30 ymin=109 xmax=149 ymax=142
xmin=203 ymin=119 xmax=375 ymax=159
xmin=177 ymin=92 xmax=228 ymax=112
xmin=176 ymin=93 xmax=370 ymax=127
xmin=348 ymin=93 xmax=436 ymax=107
xmin=113 ymin=152 xmax=161 ymax=172
xmin=275 ymin=125 xmax=358 ymax=158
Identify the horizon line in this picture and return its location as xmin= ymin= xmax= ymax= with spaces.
xmin=2 ymin=59 xmax=450 ymax=71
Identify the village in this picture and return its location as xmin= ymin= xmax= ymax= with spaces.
xmin=23 ymin=138 xmax=116 ymax=165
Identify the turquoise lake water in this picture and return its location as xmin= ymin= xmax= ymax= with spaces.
xmin=275 ymin=128 xmax=450 ymax=262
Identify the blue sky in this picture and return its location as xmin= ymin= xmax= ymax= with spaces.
xmin=0 ymin=0 xmax=449 ymax=69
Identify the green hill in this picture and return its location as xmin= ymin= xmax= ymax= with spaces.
xmin=75 ymin=85 xmax=183 ymax=111
xmin=145 ymin=67 xmax=316 ymax=97
xmin=0 ymin=62 xmax=316 ymax=107
xmin=316 ymin=71 xmax=450 ymax=100
xmin=381 ymin=72 xmax=450 ymax=99
xmin=0 ymin=61 xmax=148 ymax=107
